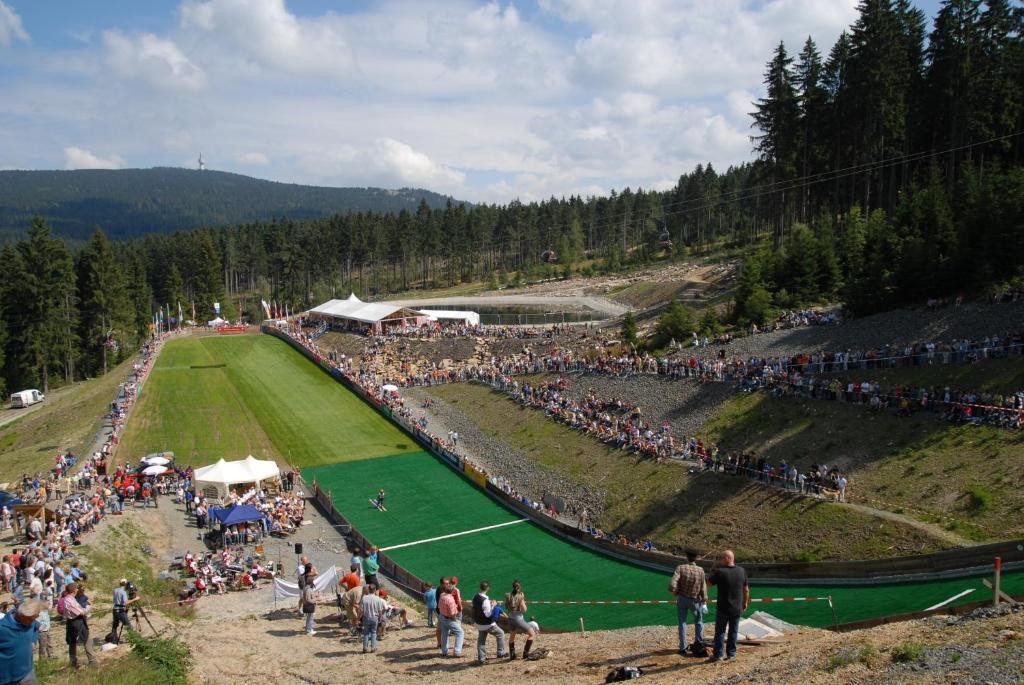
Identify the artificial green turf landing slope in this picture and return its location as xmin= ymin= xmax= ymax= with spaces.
xmin=119 ymin=335 xmax=416 ymax=467
xmin=305 ymin=452 xmax=1024 ymax=631
xmin=124 ymin=333 xmax=1022 ymax=631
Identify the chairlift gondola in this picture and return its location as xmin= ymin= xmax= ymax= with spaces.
xmin=657 ymin=224 xmax=673 ymax=250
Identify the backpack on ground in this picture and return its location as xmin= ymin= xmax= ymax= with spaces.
xmin=605 ymin=665 xmax=643 ymax=682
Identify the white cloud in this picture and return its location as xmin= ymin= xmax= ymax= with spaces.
xmin=63 ymin=147 xmax=125 ymax=170
xmin=299 ymin=137 xmax=464 ymax=192
xmin=102 ymin=30 xmax=205 ymax=91
xmin=545 ymin=0 xmax=857 ymax=96
xmin=237 ymin=151 xmax=269 ymax=165
xmin=180 ymin=0 xmax=354 ymax=76
xmin=0 ymin=0 xmax=29 ymax=47
xmin=0 ymin=0 xmax=867 ymax=202
xmin=425 ymin=1 xmax=568 ymax=92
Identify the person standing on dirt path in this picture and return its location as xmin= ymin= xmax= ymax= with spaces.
xmin=706 ymin=550 xmax=749 ymax=663
xmin=350 ymin=547 xmax=363 ymax=580
xmin=362 ymin=548 xmax=380 ymax=587
xmin=504 ymin=579 xmax=536 ymax=660
xmin=669 ymin=549 xmax=707 ymax=656
xmin=341 ymin=565 xmax=361 ymax=592
xmin=59 ymin=583 xmax=96 ymax=668
xmin=472 ymin=580 xmax=507 ymax=665
xmin=437 ymin=580 xmax=464 ymax=658
xmin=296 ymin=555 xmax=310 ymax=613
xmin=359 ymin=584 xmax=387 ymax=654
xmin=301 ymin=568 xmax=319 ymax=636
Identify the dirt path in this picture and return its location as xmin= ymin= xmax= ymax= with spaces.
xmin=389 ymin=294 xmax=630 ymax=318
xmin=839 ymin=501 xmax=973 ymax=547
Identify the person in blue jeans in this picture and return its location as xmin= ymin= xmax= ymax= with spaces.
xmin=668 ymin=549 xmax=707 ymax=654
xmin=437 ymin=581 xmax=464 ymax=657
xmin=359 ymin=584 xmax=388 ymax=654
xmin=422 ymin=582 xmax=438 ymax=628
xmin=706 ymin=550 xmax=749 ymax=662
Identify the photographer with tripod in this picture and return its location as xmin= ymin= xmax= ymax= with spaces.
xmin=109 ymin=579 xmax=139 ymax=644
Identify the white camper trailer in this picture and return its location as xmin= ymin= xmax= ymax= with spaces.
xmin=10 ymin=389 xmax=45 ymax=408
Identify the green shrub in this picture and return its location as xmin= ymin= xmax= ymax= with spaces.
xmin=126 ymin=632 xmax=192 ymax=685
xmin=891 ymin=641 xmax=925 ymax=663
xmin=826 ymin=644 xmax=875 ymax=671
xmin=967 ymin=484 xmax=994 ymax=512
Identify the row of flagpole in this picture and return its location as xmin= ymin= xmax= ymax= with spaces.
xmin=152 ymin=298 xmax=294 ymax=333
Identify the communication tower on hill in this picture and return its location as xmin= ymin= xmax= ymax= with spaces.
xmin=198 ymin=152 xmax=206 ymax=171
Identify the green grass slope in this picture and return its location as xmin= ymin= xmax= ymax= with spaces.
xmin=118 ymin=335 xmax=415 ymax=467
xmin=0 ymin=357 xmax=134 ymax=484
xmin=427 ymin=383 xmax=948 ymax=562
xmin=698 ymin=390 xmax=1024 ymax=542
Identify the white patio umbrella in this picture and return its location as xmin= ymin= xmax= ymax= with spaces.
xmin=142 ymin=456 xmax=171 ymax=466
xmin=381 ymin=384 xmax=399 ymax=392
xmin=141 ymin=465 xmax=168 ymax=476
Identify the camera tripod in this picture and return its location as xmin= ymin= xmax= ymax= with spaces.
xmin=114 ymin=599 xmax=158 ymax=641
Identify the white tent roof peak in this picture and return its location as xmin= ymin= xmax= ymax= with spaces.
xmin=194 ymin=456 xmax=280 ymax=489
xmin=347 ymin=293 xmax=362 ymax=303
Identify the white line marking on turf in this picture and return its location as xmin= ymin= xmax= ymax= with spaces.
xmin=925 ymin=588 xmax=976 ymax=611
xmin=380 ymin=519 xmax=529 ymax=552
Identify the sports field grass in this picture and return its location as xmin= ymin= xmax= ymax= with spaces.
xmin=118 ymin=335 xmax=416 ymax=467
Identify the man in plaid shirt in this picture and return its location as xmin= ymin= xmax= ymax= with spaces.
xmin=669 ymin=549 xmax=707 ymax=655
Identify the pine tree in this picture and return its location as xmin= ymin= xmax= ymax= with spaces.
xmin=194 ymin=232 xmax=225 ymax=320
xmin=651 ymin=299 xmax=696 ymax=349
xmin=163 ymin=263 xmax=187 ymax=316
xmin=752 ymin=41 xmax=800 ymax=246
xmin=12 ymin=218 xmax=78 ymax=391
xmin=78 ymin=227 xmax=131 ymax=375
xmin=795 ymin=37 xmax=828 ymax=222
xmin=0 ymin=283 xmax=7 ymax=398
xmin=620 ymin=311 xmax=638 ymax=347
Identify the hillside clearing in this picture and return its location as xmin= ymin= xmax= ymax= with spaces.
xmin=0 ymin=357 xmax=134 ymax=484
xmin=427 ymin=382 xmax=948 ymax=562
xmin=698 ymin=391 xmax=1024 ymax=541
xmin=117 ymin=335 xmax=415 ymax=467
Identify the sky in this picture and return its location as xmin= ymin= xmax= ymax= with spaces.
xmin=0 ymin=0 xmax=942 ymax=204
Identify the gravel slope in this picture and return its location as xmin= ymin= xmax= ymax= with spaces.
xmin=401 ymin=386 xmax=607 ymax=518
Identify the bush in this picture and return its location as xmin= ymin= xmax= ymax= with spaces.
xmin=891 ymin=641 xmax=925 ymax=663
xmin=126 ymin=632 xmax=192 ymax=685
xmin=966 ymin=484 xmax=994 ymax=512
xmin=826 ymin=644 xmax=876 ymax=672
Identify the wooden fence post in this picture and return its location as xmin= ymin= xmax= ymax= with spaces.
xmin=994 ymin=556 xmax=1002 ymax=608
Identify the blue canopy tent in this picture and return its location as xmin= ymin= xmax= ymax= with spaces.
xmin=209 ymin=504 xmax=263 ymax=527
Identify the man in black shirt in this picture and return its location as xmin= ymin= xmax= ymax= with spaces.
xmin=706 ymin=550 xmax=749 ymax=662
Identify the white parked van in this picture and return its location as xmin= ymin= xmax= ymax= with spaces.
xmin=10 ymin=389 xmax=44 ymax=408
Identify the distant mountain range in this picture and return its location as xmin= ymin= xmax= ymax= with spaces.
xmin=0 ymin=167 xmax=464 ymax=241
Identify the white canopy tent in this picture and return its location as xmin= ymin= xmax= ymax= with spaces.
xmin=418 ymin=309 xmax=481 ymax=326
xmin=194 ymin=455 xmax=281 ymax=500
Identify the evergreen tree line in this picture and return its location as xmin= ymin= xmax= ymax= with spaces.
xmin=738 ymin=0 xmax=1024 ymax=321
xmin=1 ymin=0 xmax=1022 ymax=396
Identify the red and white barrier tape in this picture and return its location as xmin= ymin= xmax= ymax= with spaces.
xmin=529 ymin=596 xmax=829 ymax=605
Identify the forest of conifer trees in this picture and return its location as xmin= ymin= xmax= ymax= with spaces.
xmin=0 ymin=0 xmax=1021 ymax=396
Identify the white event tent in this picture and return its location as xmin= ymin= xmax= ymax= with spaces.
xmin=194 ymin=455 xmax=281 ymax=500
xmin=308 ymin=293 xmax=428 ymax=333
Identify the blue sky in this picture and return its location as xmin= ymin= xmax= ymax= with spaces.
xmin=0 ymin=0 xmax=943 ymax=202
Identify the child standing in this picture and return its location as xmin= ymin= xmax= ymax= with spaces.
xmin=422 ymin=582 xmax=437 ymax=628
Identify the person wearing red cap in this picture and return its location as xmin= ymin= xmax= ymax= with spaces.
xmin=449 ymin=576 xmax=463 ymax=622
